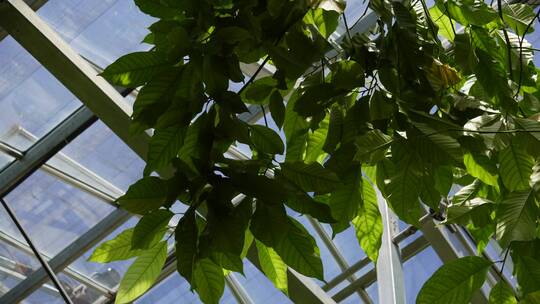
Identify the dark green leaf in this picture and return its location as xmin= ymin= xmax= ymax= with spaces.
xmin=193 ymin=258 xmax=225 ymax=304
xmin=118 ymin=177 xmax=169 ymax=215
xmin=416 ymin=256 xmax=492 ymax=304
xmin=330 ymin=169 xmax=362 ymax=222
xmin=499 ymin=144 xmax=534 ymax=191
xmin=280 ymin=161 xmax=340 ymax=193
xmin=354 ymin=130 xmax=393 ymax=164
xmin=175 ymin=210 xmax=198 ymax=283
xmin=249 ymin=124 xmax=284 ymax=155
xmin=132 ymin=209 xmax=173 ymax=250
xmin=269 ymin=91 xmax=285 ymax=129
xmin=274 ymin=217 xmax=324 ymax=280
xmin=101 ymin=52 xmax=168 ymax=86
xmin=496 ymin=190 xmax=537 ymax=247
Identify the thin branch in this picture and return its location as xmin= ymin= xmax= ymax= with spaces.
xmin=261 ymin=105 xmax=269 ymax=127
xmin=342 ymin=12 xmax=352 ymax=41
xmin=238 ymin=56 xmax=270 ymax=95
xmin=515 ymin=8 xmax=540 ymax=97
xmin=497 ymin=0 xmax=514 ymax=80
xmin=444 ymin=3 xmax=457 ymax=36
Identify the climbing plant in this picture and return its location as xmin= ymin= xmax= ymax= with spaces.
xmin=89 ymin=0 xmax=540 ymax=302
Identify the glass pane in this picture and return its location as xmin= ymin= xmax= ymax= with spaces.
xmin=2 ymin=170 xmax=115 ymax=257
xmin=327 ymin=224 xmax=366 ymax=264
xmin=57 ymin=120 xmax=145 ymax=192
xmin=38 ymin=0 xmax=154 ymax=68
xmin=403 ymin=246 xmax=442 ymax=303
xmin=0 ymin=151 xmax=14 ymax=170
xmin=57 ymin=272 xmax=108 ymax=304
xmin=24 ymin=280 xmax=65 ymax=304
xmin=0 ymin=37 xmax=80 ymax=151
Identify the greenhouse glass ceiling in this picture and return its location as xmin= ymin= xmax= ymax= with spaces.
xmin=0 ymin=0 xmax=526 ymax=303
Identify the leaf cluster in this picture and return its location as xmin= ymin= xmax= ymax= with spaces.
xmin=92 ymin=0 xmax=540 ymax=302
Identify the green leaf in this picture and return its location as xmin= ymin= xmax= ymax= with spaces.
xmin=250 ymin=204 xmax=289 ymax=246
xmin=132 ymin=209 xmax=173 ymax=250
xmin=416 ymin=256 xmax=492 ymax=304
xmin=249 ymin=124 xmax=284 ymax=155
xmin=330 ymin=169 xmax=362 ymax=222
xmin=89 ymin=228 xmax=141 ymax=263
xmin=145 ymin=126 xmax=185 ymax=175
xmin=429 ymin=5 xmax=455 ymax=42
xmin=274 ymin=217 xmax=324 ymax=280
xmin=446 ymin=198 xmax=493 ymax=226
xmin=243 ymin=77 xmax=277 ymax=105
xmin=100 ymin=52 xmax=168 ymax=86
xmin=115 ymin=241 xmax=168 ymax=304
xmin=269 ymin=91 xmax=285 ymax=129
xmin=294 ymin=83 xmax=344 ymax=117
xmin=134 ymin=0 xmax=180 ymax=19
xmin=193 ymin=258 xmax=225 ymax=304
xmin=352 ymin=178 xmax=382 ymax=262
xmin=452 ymin=180 xmax=482 ymax=205
xmin=256 ymin=240 xmax=288 ymax=293
xmin=514 ymin=256 xmax=540 ymax=294
xmin=385 ymin=152 xmax=423 ymax=225
xmin=175 ymin=210 xmax=198 ymax=283
xmin=284 ymin=92 xmax=309 ymax=161
xmin=304 ymin=8 xmax=340 ymax=38
xmin=502 ymin=4 xmax=535 ymax=36
xmin=499 ymin=144 xmax=534 ymax=191
xmin=354 ymin=130 xmax=393 ymax=164
xmin=331 ymin=60 xmax=364 ymax=90
xmin=118 ymin=177 xmax=169 ymax=215
xmin=464 ymin=153 xmax=499 ymax=187
xmin=442 ymin=0 xmax=498 ymax=26
xmin=323 ymin=105 xmax=344 ymax=154
xmin=305 ymin=114 xmax=329 ymax=163
xmin=496 ymin=190 xmax=537 ymax=247
xmin=488 ymin=281 xmax=517 ymax=304
xmin=280 ymin=161 xmax=340 ymax=193
xmin=205 ymin=197 xmax=252 ymax=255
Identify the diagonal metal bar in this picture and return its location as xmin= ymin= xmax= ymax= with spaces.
xmin=0 ymin=198 xmax=74 ymax=304
xmin=0 ymin=0 xmax=151 ymax=161
xmin=0 ymin=106 xmax=97 ymax=197
xmin=306 ymin=217 xmax=373 ymax=303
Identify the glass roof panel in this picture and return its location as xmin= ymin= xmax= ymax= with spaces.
xmin=0 ymin=152 xmax=14 ymax=171
xmin=24 ymin=280 xmax=64 ymax=304
xmin=2 ymin=169 xmax=115 ymax=257
xmin=403 ymin=246 xmax=442 ymax=303
xmin=0 ymin=37 xmax=80 ymax=151
xmin=37 ymin=0 xmax=154 ymax=68
xmin=57 ymin=119 xmax=145 ymax=192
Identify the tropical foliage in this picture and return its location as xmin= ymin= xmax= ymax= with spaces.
xmin=91 ymin=0 xmax=540 ymax=302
